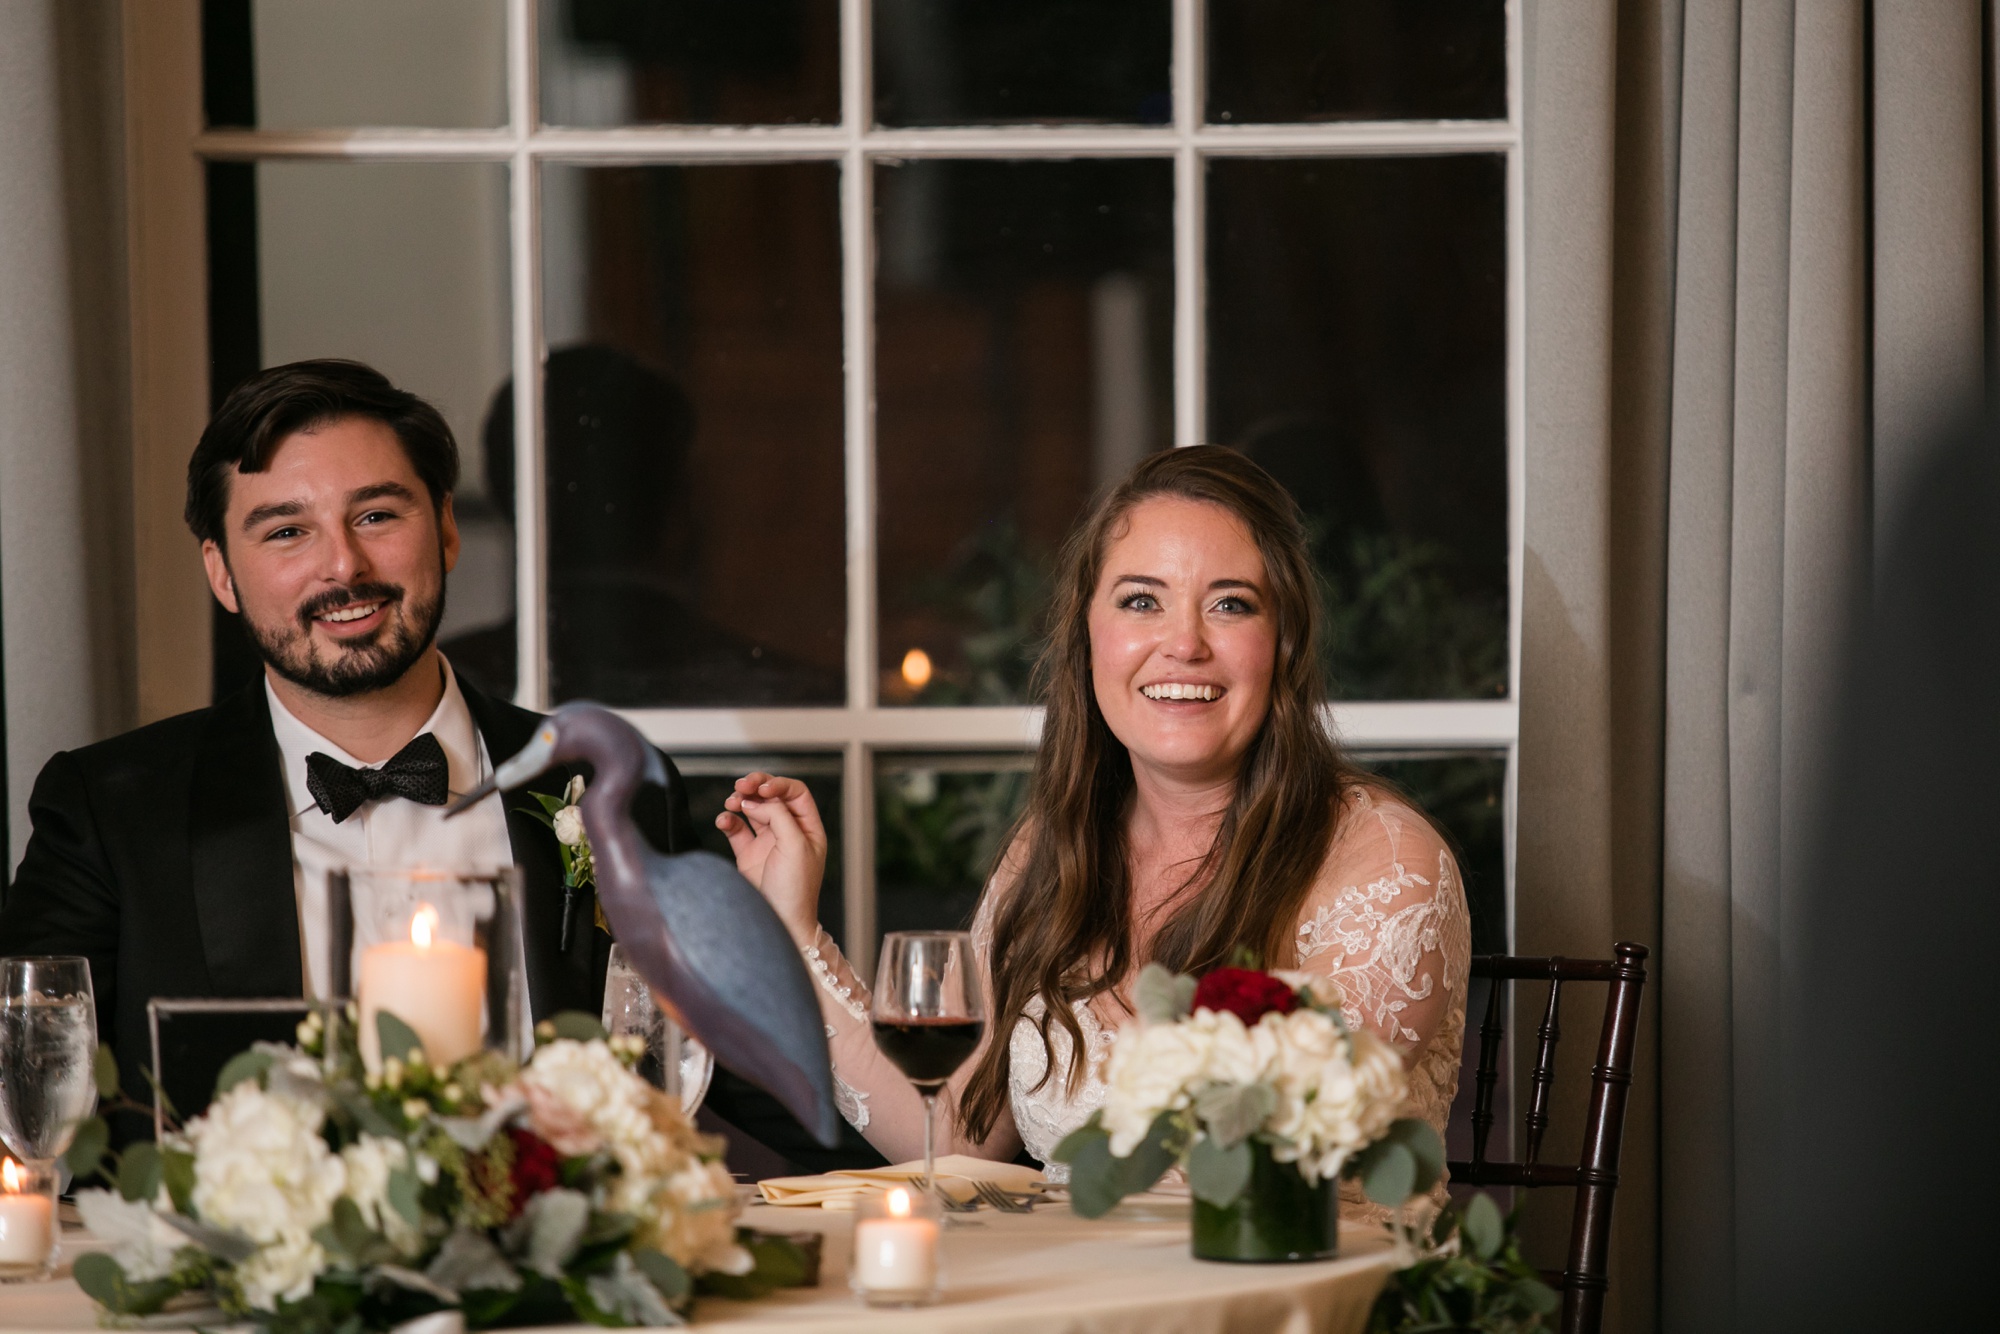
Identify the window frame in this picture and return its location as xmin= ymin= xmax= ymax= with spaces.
xmin=131 ymin=0 xmax=1525 ymax=976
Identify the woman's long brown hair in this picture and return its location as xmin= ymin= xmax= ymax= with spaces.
xmin=958 ymin=446 xmax=1371 ymax=1142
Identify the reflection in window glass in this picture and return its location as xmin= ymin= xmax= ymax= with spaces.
xmin=876 ymin=160 xmax=1173 ymax=706
xmin=1358 ymin=752 xmax=1507 ymax=957
xmin=677 ymin=755 xmax=846 ymax=953
xmin=875 ymin=754 xmax=1031 ymax=949
xmin=205 ymin=161 xmax=514 ymax=698
xmin=873 ymin=0 xmax=1171 ymax=126
xmin=539 ymin=0 xmax=839 ymax=126
xmin=443 ymin=163 xmax=847 ymax=706
xmin=1206 ymin=0 xmax=1507 ymax=125
xmin=1208 ymin=156 xmax=1508 ymax=701
xmin=201 ymin=0 xmax=507 ymax=129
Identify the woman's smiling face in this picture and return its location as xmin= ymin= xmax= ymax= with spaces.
xmin=1088 ymin=495 xmax=1278 ymax=788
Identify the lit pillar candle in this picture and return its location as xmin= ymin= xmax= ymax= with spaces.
xmin=0 ymin=1158 xmax=54 ymax=1269
xmin=359 ymin=904 xmax=486 ymax=1070
xmin=851 ymin=1187 xmax=940 ymax=1301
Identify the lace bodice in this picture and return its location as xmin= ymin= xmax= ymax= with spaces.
xmin=992 ymin=788 xmax=1470 ymax=1197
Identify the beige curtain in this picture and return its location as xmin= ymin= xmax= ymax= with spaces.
xmin=1519 ymin=2 xmax=1988 ymax=1330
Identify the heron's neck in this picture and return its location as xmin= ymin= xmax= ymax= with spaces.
xmin=576 ymin=735 xmax=661 ymax=908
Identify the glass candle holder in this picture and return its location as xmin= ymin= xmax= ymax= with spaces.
xmin=0 ymin=1157 xmax=58 ymax=1282
xmin=849 ymin=1186 xmax=943 ymax=1308
xmin=328 ymin=868 xmax=523 ymax=1071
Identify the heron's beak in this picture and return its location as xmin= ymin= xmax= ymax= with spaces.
xmin=444 ymin=724 xmax=560 ymax=818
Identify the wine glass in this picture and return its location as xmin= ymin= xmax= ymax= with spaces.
xmin=602 ymin=944 xmax=713 ymax=1112
xmin=0 ymin=957 xmax=99 ymax=1174
xmin=871 ymin=932 xmax=984 ymax=1202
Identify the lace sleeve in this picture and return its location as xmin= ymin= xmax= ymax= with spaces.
xmin=1293 ymin=788 xmax=1469 ymax=1058
xmin=798 ymin=927 xmax=874 ymax=1130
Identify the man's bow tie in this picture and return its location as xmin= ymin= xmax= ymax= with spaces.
xmin=305 ymin=733 xmax=450 ymax=824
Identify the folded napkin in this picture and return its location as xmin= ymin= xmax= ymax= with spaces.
xmin=757 ymin=1154 xmax=1048 ymax=1209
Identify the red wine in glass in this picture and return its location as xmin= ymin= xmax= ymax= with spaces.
xmin=871 ymin=931 xmax=985 ymax=1202
xmin=871 ymin=1017 xmax=985 ymax=1091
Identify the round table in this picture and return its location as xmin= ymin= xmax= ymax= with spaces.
xmin=0 ymin=1198 xmax=1401 ymax=1333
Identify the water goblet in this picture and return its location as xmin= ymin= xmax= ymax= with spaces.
xmin=870 ymin=932 xmax=984 ymax=1205
xmin=0 ymin=956 xmax=98 ymax=1280
xmin=602 ymin=944 xmax=714 ymax=1112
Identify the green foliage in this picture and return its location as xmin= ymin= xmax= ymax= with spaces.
xmin=904 ymin=519 xmax=1051 ymax=707
xmin=875 ymin=763 xmax=1029 ymax=894
xmin=374 ymin=1011 xmax=424 ymax=1066
xmin=1353 ymin=1120 xmax=1446 ymax=1208
xmin=215 ymin=1047 xmax=276 ymax=1096
xmin=1052 ymin=1112 xmax=1179 ymax=1218
xmin=545 ymin=1011 xmax=610 ymax=1044
xmin=521 ymin=789 xmax=594 ymax=890
xmin=118 ymin=1141 xmax=163 ymax=1202
xmin=1367 ymin=1195 xmax=1561 ymax=1334
xmin=1186 ymin=1135 xmax=1252 ymax=1208
xmin=1192 ymin=1082 xmax=1275 ymax=1150
xmin=63 ymin=1114 xmax=110 ymax=1182
xmin=94 ymin=1042 xmax=122 ymax=1098
xmin=71 ymin=1252 xmax=187 ymax=1317
xmin=694 ymin=1230 xmax=812 ymax=1301
xmin=1317 ymin=528 xmax=1508 ymax=702
xmin=1133 ymin=963 xmax=1196 ymax=1024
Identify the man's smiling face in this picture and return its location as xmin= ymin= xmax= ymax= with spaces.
xmin=202 ymin=415 xmax=459 ymax=698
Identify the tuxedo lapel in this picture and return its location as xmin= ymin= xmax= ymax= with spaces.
xmin=188 ymin=685 xmax=303 ymax=997
xmin=458 ymin=681 xmax=595 ymax=1020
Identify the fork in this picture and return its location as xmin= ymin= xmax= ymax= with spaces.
xmin=930 ymin=1181 xmax=982 ymax=1213
xmin=971 ymin=1181 xmax=1036 ymax=1214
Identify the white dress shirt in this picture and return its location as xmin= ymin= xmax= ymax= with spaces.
xmin=266 ymin=658 xmax=515 ymax=999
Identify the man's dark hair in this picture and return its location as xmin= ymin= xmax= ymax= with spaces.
xmin=185 ymin=359 xmax=460 ymax=548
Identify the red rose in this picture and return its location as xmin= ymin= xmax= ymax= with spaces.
xmin=1191 ymin=967 xmax=1299 ymax=1026
xmin=507 ymin=1127 xmax=563 ymax=1209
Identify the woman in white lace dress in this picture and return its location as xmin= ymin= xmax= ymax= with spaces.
xmin=717 ymin=448 xmax=1469 ymax=1208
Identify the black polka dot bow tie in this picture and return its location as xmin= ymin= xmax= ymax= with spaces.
xmin=304 ymin=732 xmax=450 ymax=824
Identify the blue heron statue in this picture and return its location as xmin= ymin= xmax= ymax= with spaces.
xmin=448 ymin=703 xmax=840 ymax=1146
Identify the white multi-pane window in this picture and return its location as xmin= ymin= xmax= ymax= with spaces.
xmin=195 ymin=0 xmax=1520 ymax=976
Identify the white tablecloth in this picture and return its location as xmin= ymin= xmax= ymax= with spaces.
xmin=0 ymin=1199 xmax=1400 ymax=1333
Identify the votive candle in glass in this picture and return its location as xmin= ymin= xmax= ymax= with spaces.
xmin=850 ymin=1186 xmax=941 ymax=1308
xmin=0 ymin=1158 xmax=57 ymax=1281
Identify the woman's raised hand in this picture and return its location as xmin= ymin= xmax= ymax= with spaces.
xmin=717 ymin=772 xmax=827 ymax=947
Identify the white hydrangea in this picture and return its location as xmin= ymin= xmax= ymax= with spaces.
xmin=185 ymin=1082 xmax=346 ymax=1311
xmin=74 ymin=1188 xmax=189 ymax=1283
xmin=1099 ymin=988 xmax=1411 ymax=1185
xmin=520 ymin=1039 xmax=745 ymax=1274
xmin=340 ymin=1134 xmax=422 ymax=1256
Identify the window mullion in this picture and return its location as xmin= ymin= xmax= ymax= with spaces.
xmin=1172 ymin=0 xmax=1205 ymax=446
xmin=507 ymin=0 xmax=548 ymax=710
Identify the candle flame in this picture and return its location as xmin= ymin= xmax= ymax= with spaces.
xmin=887 ymin=1186 xmax=911 ymax=1217
xmin=411 ymin=904 xmax=439 ymax=949
xmin=2 ymin=1158 xmax=19 ymax=1192
xmin=900 ymin=648 xmax=933 ymax=690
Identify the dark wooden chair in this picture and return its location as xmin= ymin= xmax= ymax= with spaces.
xmin=1446 ymin=942 xmax=1648 ymax=1334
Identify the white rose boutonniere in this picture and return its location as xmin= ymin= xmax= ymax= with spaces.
xmin=523 ymin=773 xmax=599 ymax=947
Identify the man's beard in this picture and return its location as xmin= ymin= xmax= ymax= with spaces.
xmin=241 ymin=575 xmax=447 ymax=699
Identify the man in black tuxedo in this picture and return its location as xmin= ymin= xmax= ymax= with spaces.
xmin=0 ymin=360 xmax=873 ymax=1174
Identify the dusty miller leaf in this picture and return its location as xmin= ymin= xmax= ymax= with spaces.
xmin=506 ymin=1187 xmax=589 ymax=1277
xmin=1134 ymin=964 xmax=1197 ymax=1024
xmin=426 ymin=1229 xmax=522 ymax=1294
xmin=584 ymin=1251 xmax=682 ymax=1327
xmin=157 ymin=1209 xmax=257 ymax=1263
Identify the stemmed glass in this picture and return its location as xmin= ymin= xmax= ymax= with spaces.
xmin=0 ymin=957 xmax=98 ymax=1272
xmin=870 ymin=932 xmax=984 ymax=1202
xmin=602 ymin=943 xmax=714 ymax=1112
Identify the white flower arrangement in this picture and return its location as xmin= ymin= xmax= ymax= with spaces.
xmin=65 ymin=1011 xmax=809 ymax=1330
xmin=1057 ymin=963 xmax=1443 ymax=1217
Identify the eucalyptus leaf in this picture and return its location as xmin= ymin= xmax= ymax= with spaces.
xmin=157 ymin=1209 xmax=257 ymax=1263
xmin=427 ymin=1229 xmax=522 ymax=1294
xmin=375 ymin=1011 xmax=425 ymax=1065
xmin=1050 ymin=1119 xmax=1109 ymax=1166
xmin=161 ymin=1149 xmax=196 ymax=1215
xmin=1192 ymin=1082 xmax=1276 ymax=1149
xmin=62 ymin=1116 xmax=110 ymax=1182
xmin=1386 ymin=1117 xmax=1445 ymax=1196
xmin=1462 ymin=1190 xmax=1504 ymax=1261
xmin=631 ymin=1248 xmax=692 ymax=1303
xmin=117 ymin=1141 xmax=162 ymax=1203
xmin=1186 ymin=1135 xmax=1252 ymax=1208
xmin=72 ymin=1252 xmax=184 ymax=1317
xmin=93 ymin=1043 xmax=121 ymax=1098
xmin=1054 ymin=1126 xmax=1123 ymax=1219
xmin=213 ymin=1048 xmax=273 ymax=1096
xmin=1356 ymin=1139 xmax=1416 ymax=1207
xmin=312 ymin=1196 xmax=397 ymax=1270
xmin=546 ymin=1011 xmax=608 ymax=1044
xmin=386 ymin=1166 xmax=423 ymax=1228
xmin=506 ymin=1187 xmax=589 ymax=1277
xmin=1134 ymin=963 xmax=1197 ymax=1024
xmin=1113 ymin=1111 xmax=1180 ymax=1199
xmin=368 ymin=1264 xmax=459 ymax=1304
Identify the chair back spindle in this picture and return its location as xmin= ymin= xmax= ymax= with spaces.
xmin=1447 ymin=942 xmax=1648 ymax=1334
